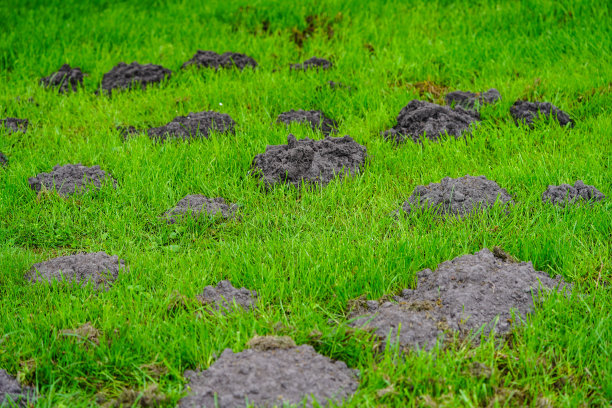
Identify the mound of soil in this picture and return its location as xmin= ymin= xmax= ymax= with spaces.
xmin=100 ymin=62 xmax=171 ymax=93
xmin=445 ymin=88 xmax=501 ymax=109
xmin=400 ymin=175 xmax=513 ymax=217
xmin=147 ymin=111 xmax=236 ymax=142
xmin=383 ymin=100 xmax=480 ymax=144
xmin=510 ymin=100 xmax=574 ymax=128
xmin=182 ymin=50 xmax=258 ymax=70
xmin=251 ymin=134 xmax=367 ymax=188
xmin=348 ymin=248 xmax=570 ymax=350
xmin=25 ymin=251 xmax=126 ymax=291
xmin=542 ymin=180 xmax=605 ymax=206
xmin=179 ymin=338 xmax=358 ymax=408
xmin=40 ymin=64 xmax=84 ymax=93
xmin=164 ymin=195 xmax=237 ymax=224
xmin=0 ymin=369 xmax=34 ymax=407
xmin=1 ymin=118 xmax=29 ymax=134
xmin=290 ymin=56 xmax=332 ymax=71
xmin=28 ymin=164 xmax=116 ymax=197
xmin=0 ymin=152 xmax=7 ymax=167
xmin=197 ymin=280 xmax=257 ymax=311
xmin=276 ymin=109 xmax=338 ymax=136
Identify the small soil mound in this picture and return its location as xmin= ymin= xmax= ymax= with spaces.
xmin=179 ymin=338 xmax=358 ymax=408
xmin=147 ymin=111 xmax=236 ymax=142
xmin=276 ymin=109 xmax=338 ymax=136
xmin=40 ymin=64 xmax=84 ymax=93
xmin=510 ymin=100 xmax=574 ymax=128
xmin=164 ymin=195 xmax=237 ymax=224
xmin=28 ymin=163 xmax=116 ymax=197
xmin=0 ymin=152 xmax=7 ymax=167
xmin=251 ymin=134 xmax=367 ymax=188
xmin=1 ymin=118 xmax=29 ymax=134
xmin=445 ymin=88 xmax=501 ymax=109
xmin=383 ymin=100 xmax=480 ymax=144
xmin=400 ymin=175 xmax=513 ymax=217
xmin=0 ymin=369 xmax=34 ymax=407
xmin=25 ymin=251 xmax=126 ymax=290
xmin=290 ymin=56 xmax=333 ymax=71
xmin=542 ymin=180 xmax=605 ymax=206
xmin=348 ymin=248 xmax=570 ymax=350
xmin=182 ymin=50 xmax=258 ymax=70
xmin=100 ymin=62 xmax=171 ymax=93
xmin=196 ymin=280 xmax=257 ymax=311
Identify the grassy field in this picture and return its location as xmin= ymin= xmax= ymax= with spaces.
xmin=1 ymin=0 xmax=611 ymax=406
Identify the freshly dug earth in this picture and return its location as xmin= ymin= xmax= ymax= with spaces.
xmin=40 ymin=64 xmax=84 ymax=93
xmin=0 ymin=369 xmax=34 ymax=407
xmin=445 ymin=88 xmax=501 ymax=109
xmin=1 ymin=118 xmax=29 ymax=133
xmin=179 ymin=338 xmax=359 ymax=408
xmin=100 ymin=62 xmax=171 ymax=93
xmin=147 ymin=111 xmax=236 ymax=141
xmin=28 ymin=163 xmax=116 ymax=197
xmin=164 ymin=195 xmax=237 ymax=224
xmin=25 ymin=251 xmax=127 ymax=290
xmin=510 ymin=100 xmax=574 ymax=128
xmin=182 ymin=50 xmax=258 ymax=70
xmin=197 ymin=280 xmax=257 ymax=311
xmin=383 ymin=100 xmax=480 ymax=144
xmin=276 ymin=109 xmax=338 ymax=136
xmin=348 ymin=248 xmax=570 ymax=350
xmin=251 ymin=134 xmax=367 ymax=188
xmin=290 ymin=56 xmax=333 ymax=71
xmin=400 ymin=175 xmax=513 ymax=216
xmin=542 ymin=180 xmax=605 ymax=206
xmin=0 ymin=152 xmax=7 ymax=167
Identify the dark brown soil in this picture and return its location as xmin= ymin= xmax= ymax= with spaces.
xmin=276 ymin=109 xmax=338 ymax=136
xmin=290 ymin=57 xmax=332 ymax=71
xmin=0 ymin=369 xmax=34 ymax=407
xmin=40 ymin=64 xmax=84 ymax=93
xmin=196 ymin=280 xmax=257 ymax=312
xmin=542 ymin=180 xmax=605 ymax=206
xmin=1 ymin=118 xmax=29 ymax=134
xmin=28 ymin=164 xmax=116 ymax=197
xmin=445 ymin=88 xmax=501 ymax=109
xmin=100 ymin=62 xmax=171 ymax=93
xmin=510 ymin=100 xmax=574 ymax=128
xmin=182 ymin=50 xmax=258 ymax=70
xmin=163 ymin=195 xmax=237 ymax=224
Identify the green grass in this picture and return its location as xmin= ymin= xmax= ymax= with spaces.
xmin=1 ymin=0 xmax=611 ymax=406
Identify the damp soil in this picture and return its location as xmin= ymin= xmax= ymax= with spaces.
xmin=276 ymin=109 xmax=338 ymax=136
xmin=100 ymin=62 xmax=171 ymax=93
xmin=251 ymin=134 xmax=367 ymax=188
xmin=348 ymin=248 xmax=570 ymax=350
xmin=182 ymin=50 xmax=258 ymax=70
xmin=179 ymin=337 xmax=358 ymax=408
xmin=542 ymin=180 xmax=605 ymax=206
xmin=383 ymin=100 xmax=480 ymax=144
xmin=1 ymin=118 xmax=29 ymax=134
xmin=290 ymin=57 xmax=332 ymax=71
xmin=510 ymin=100 xmax=574 ymax=128
xmin=28 ymin=164 xmax=116 ymax=197
xmin=40 ymin=64 xmax=84 ymax=93
xmin=0 ymin=369 xmax=34 ymax=407
xmin=196 ymin=280 xmax=257 ymax=312
xmin=147 ymin=111 xmax=236 ymax=142
xmin=164 ymin=195 xmax=237 ymax=224
xmin=445 ymin=88 xmax=501 ymax=109
xmin=25 ymin=251 xmax=127 ymax=290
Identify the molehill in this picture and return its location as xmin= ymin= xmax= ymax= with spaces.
xmin=276 ymin=109 xmax=338 ymax=136
xmin=164 ymin=195 xmax=237 ymax=224
xmin=197 ymin=280 xmax=257 ymax=312
xmin=0 ymin=369 xmax=34 ymax=407
xmin=445 ymin=88 xmax=501 ymax=109
xmin=510 ymin=100 xmax=574 ymax=128
xmin=542 ymin=180 xmax=605 ymax=206
xmin=100 ymin=62 xmax=171 ymax=93
xmin=291 ymin=56 xmax=333 ymax=71
xmin=40 ymin=64 xmax=84 ymax=93
xmin=1 ymin=118 xmax=29 ymax=134
xmin=182 ymin=50 xmax=258 ymax=70
xmin=28 ymin=164 xmax=116 ymax=197
xmin=147 ymin=111 xmax=236 ymax=142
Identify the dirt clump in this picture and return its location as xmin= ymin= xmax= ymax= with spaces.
xmin=247 ymin=335 xmax=297 ymax=351
xmin=445 ymin=88 xmax=501 ymax=109
xmin=251 ymin=134 xmax=367 ymax=188
xmin=100 ymin=62 xmax=171 ymax=93
xmin=28 ymin=163 xmax=116 ymax=197
xmin=0 ymin=152 xmax=7 ymax=167
xmin=383 ymin=100 xmax=480 ymax=144
xmin=400 ymin=175 xmax=513 ymax=217
xmin=348 ymin=248 xmax=570 ymax=350
xmin=182 ymin=50 xmax=257 ymax=70
xmin=510 ymin=100 xmax=574 ymax=128
xmin=60 ymin=322 xmax=101 ymax=346
xmin=179 ymin=338 xmax=358 ymax=408
xmin=147 ymin=111 xmax=236 ymax=142
xmin=0 ymin=369 xmax=34 ymax=407
xmin=100 ymin=384 xmax=168 ymax=408
xmin=40 ymin=64 xmax=84 ymax=93
xmin=197 ymin=280 xmax=257 ymax=312
xmin=25 ymin=251 xmax=127 ymax=291
xmin=542 ymin=180 xmax=605 ymax=206
xmin=290 ymin=56 xmax=332 ymax=71
xmin=276 ymin=109 xmax=338 ymax=136
xmin=164 ymin=195 xmax=237 ymax=224
xmin=1 ymin=118 xmax=29 ymax=134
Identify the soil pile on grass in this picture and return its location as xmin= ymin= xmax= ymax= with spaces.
xmin=164 ymin=195 xmax=237 ymax=224
xmin=179 ymin=337 xmax=358 ymax=408
xmin=0 ymin=152 xmax=7 ymax=167
xmin=510 ymin=100 xmax=574 ymax=128
xmin=400 ymin=175 xmax=513 ymax=217
xmin=383 ymin=100 xmax=480 ymax=144
xmin=348 ymin=248 xmax=570 ymax=350
xmin=28 ymin=164 xmax=115 ymax=197
xmin=445 ymin=88 xmax=501 ymax=109
xmin=291 ymin=57 xmax=332 ymax=71
xmin=182 ymin=50 xmax=258 ymax=70
xmin=147 ymin=111 xmax=236 ymax=142
xmin=25 ymin=251 xmax=126 ymax=290
xmin=101 ymin=62 xmax=171 ymax=93
xmin=197 ymin=280 xmax=257 ymax=311
xmin=276 ymin=109 xmax=338 ymax=136
xmin=0 ymin=369 xmax=34 ymax=407
xmin=542 ymin=180 xmax=605 ymax=206
xmin=1 ymin=118 xmax=29 ymax=134
xmin=40 ymin=64 xmax=84 ymax=93
xmin=252 ymin=134 xmax=366 ymax=188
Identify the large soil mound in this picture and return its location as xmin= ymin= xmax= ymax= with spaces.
xmin=445 ymin=88 xmax=501 ymax=109
xmin=28 ymin=164 xmax=115 ymax=197
xmin=182 ymin=50 xmax=258 ymax=70
xmin=179 ymin=338 xmax=358 ymax=408
xmin=510 ymin=100 xmax=574 ymax=128
xmin=542 ymin=180 xmax=605 ymax=206
xmin=290 ymin=57 xmax=333 ymax=71
xmin=383 ymin=100 xmax=480 ymax=144
xmin=147 ymin=111 xmax=236 ymax=142
xmin=40 ymin=64 xmax=84 ymax=93
xmin=1 ymin=118 xmax=29 ymax=134
xmin=348 ymin=248 xmax=570 ymax=350
xmin=0 ymin=369 xmax=34 ymax=407
xmin=164 ymin=195 xmax=237 ymax=224
xmin=100 ymin=62 xmax=171 ymax=93
xmin=276 ymin=109 xmax=338 ymax=136
xmin=197 ymin=280 xmax=257 ymax=312
xmin=251 ymin=134 xmax=367 ymax=188
xmin=400 ymin=175 xmax=513 ymax=217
